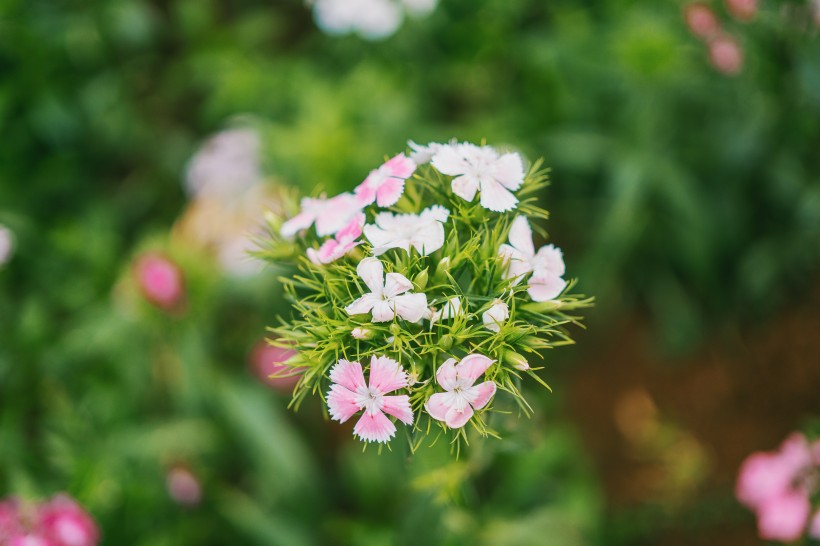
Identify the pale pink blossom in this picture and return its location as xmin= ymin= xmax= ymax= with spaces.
xmin=355 ymin=154 xmax=416 ymax=208
xmin=498 ymin=216 xmax=567 ymax=302
xmin=726 ymin=0 xmax=757 ymax=21
xmin=0 ymin=498 xmax=23 ymax=539
xmin=364 ymin=205 xmax=449 ymax=256
xmin=425 ymin=354 xmax=497 ymax=428
xmin=10 ymin=535 xmax=53 ymax=546
xmin=280 ymin=193 xmax=362 ymax=238
xmin=709 ymin=34 xmax=743 ymax=76
xmin=756 ymin=491 xmax=811 ymax=542
xmin=344 ymin=258 xmax=427 ymax=323
xmin=482 ymin=299 xmax=509 ymax=333
xmin=38 ymin=494 xmax=99 ymax=546
xmin=431 ymin=143 xmax=524 ymax=212
xmin=134 ymin=253 xmax=185 ymax=311
xmin=810 ymin=510 xmax=820 ymax=539
xmin=166 ymin=466 xmax=203 ymax=507
xmin=326 ymin=356 xmax=413 ymax=443
xmin=684 ymin=3 xmax=720 ymax=39
xmin=184 ymin=128 xmax=262 ymax=199
xmin=249 ymin=340 xmax=302 ymax=392
xmin=407 ymin=140 xmax=448 ymax=164
xmin=307 ymin=213 xmax=365 ymax=265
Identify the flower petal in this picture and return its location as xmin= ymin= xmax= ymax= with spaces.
xmin=444 ymin=402 xmax=474 ymax=429
xmin=327 ymin=384 xmax=362 ymax=423
xmin=371 ymin=300 xmax=395 ymax=322
xmin=409 ymin=220 xmax=445 ymax=256
xmin=498 ymin=244 xmax=532 ymax=283
xmin=435 ymin=358 xmax=458 ymax=391
xmin=376 ymin=177 xmax=405 ymax=207
xmin=353 ymin=410 xmax=396 ymax=443
xmin=456 ymin=353 xmax=494 ymax=386
xmin=430 ymin=144 xmax=465 ymax=175
xmin=383 ymin=272 xmax=413 ymax=298
xmin=532 ymin=244 xmax=565 ymax=277
xmin=479 ymin=179 xmax=518 ymax=212
xmin=451 ymin=174 xmax=479 ymax=202
xmin=384 ymin=153 xmax=416 ymax=178
xmin=425 ymin=391 xmax=456 ymax=422
xmin=345 ymin=293 xmax=380 ymax=316
xmin=420 ymin=205 xmax=450 ymax=224
xmin=393 ymin=292 xmax=428 ymax=323
xmin=467 ymin=381 xmax=496 ymax=410
xmin=367 ymin=355 xmax=409 ymax=394
xmin=482 ymin=301 xmax=509 ymax=333
xmin=281 ymin=210 xmax=316 ymax=238
xmin=329 ymin=359 xmax=367 ymax=392
xmin=528 ymin=274 xmax=567 ymax=302
xmin=508 ymin=216 xmax=534 ymax=257
xmin=494 ymin=152 xmax=525 ymax=191
xmin=315 ymin=193 xmax=361 ymax=236
xmin=382 ymin=395 xmax=414 ymax=425
xmin=356 ymin=257 xmax=384 ymax=295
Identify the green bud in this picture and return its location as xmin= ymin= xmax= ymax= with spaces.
xmin=389 ymin=323 xmax=402 ymax=337
xmin=439 ymin=334 xmax=453 ymax=350
xmin=504 ymin=351 xmax=530 ymax=371
xmin=521 ymin=300 xmax=562 ymax=314
xmin=413 ymin=269 xmax=429 ymax=291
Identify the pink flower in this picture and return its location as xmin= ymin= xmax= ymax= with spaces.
xmin=726 ymin=0 xmax=757 ymax=21
xmin=499 ymin=216 xmax=567 ymax=302
xmin=425 ymin=354 xmax=497 ymax=429
xmin=10 ymin=535 xmax=53 ymax=546
xmin=166 ymin=466 xmax=203 ymax=507
xmin=354 ymin=154 xmax=416 ymax=208
xmin=38 ymin=494 xmax=99 ymax=546
xmin=756 ymin=491 xmax=811 ymax=542
xmin=307 ymin=213 xmax=365 ymax=265
xmin=281 ymin=193 xmax=363 ymax=238
xmin=684 ymin=3 xmax=720 ymax=40
xmin=344 ymin=257 xmax=428 ymax=323
xmin=708 ymin=34 xmax=743 ymax=76
xmin=249 ymin=339 xmax=302 ymax=392
xmin=134 ymin=253 xmax=185 ymax=312
xmin=810 ymin=510 xmax=820 ymax=539
xmin=0 ymin=498 xmax=23 ymax=540
xmin=326 ymin=356 xmax=414 ymax=443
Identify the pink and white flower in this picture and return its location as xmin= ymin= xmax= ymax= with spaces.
xmin=354 ymin=154 xmax=416 ymax=208
xmin=431 ymin=143 xmax=524 ymax=212
xmin=326 ymin=356 xmax=414 ymax=443
xmin=499 ymin=216 xmax=567 ymax=302
xmin=345 ymin=258 xmax=427 ymax=322
xmin=280 ymin=193 xmax=362 ymax=238
xmin=364 ymin=205 xmax=449 ymax=256
xmin=482 ymin=299 xmax=509 ymax=333
xmin=425 ymin=354 xmax=497 ymax=429
xmin=38 ymin=494 xmax=99 ymax=546
xmin=307 ymin=213 xmax=365 ymax=265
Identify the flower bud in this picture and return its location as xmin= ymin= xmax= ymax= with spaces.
xmin=413 ymin=269 xmax=429 ymax=291
xmin=504 ymin=351 xmax=530 ymax=371
xmin=389 ymin=323 xmax=402 ymax=337
xmin=134 ymin=253 xmax=185 ymax=312
xmin=521 ymin=300 xmax=562 ymax=314
xmin=167 ymin=466 xmax=203 ymax=507
xmin=351 ymin=327 xmax=374 ymax=340
xmin=249 ymin=339 xmax=302 ymax=392
xmin=482 ymin=299 xmax=509 ymax=333
xmin=439 ymin=334 xmax=453 ymax=350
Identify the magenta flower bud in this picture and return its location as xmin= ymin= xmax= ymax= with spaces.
xmin=249 ymin=340 xmax=302 ymax=392
xmin=134 ymin=253 xmax=185 ymax=312
xmin=166 ymin=466 xmax=203 ymax=507
xmin=684 ymin=3 xmax=720 ymax=40
xmin=708 ymin=35 xmax=743 ymax=76
xmin=38 ymin=494 xmax=99 ymax=546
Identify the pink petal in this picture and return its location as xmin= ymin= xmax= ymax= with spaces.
xmin=528 ymin=274 xmax=566 ymax=302
xmin=756 ymin=491 xmax=811 ymax=542
xmin=329 ymin=359 xmax=367 ymax=392
xmin=467 ymin=381 xmax=496 ymax=410
xmin=533 ymin=244 xmax=565 ymax=277
xmin=456 ymin=353 xmax=494 ymax=385
xmin=376 ymin=177 xmax=405 ymax=207
xmin=336 ymin=213 xmax=365 ymax=243
xmin=444 ymin=402 xmax=474 ymax=429
xmin=309 ymin=239 xmax=340 ymax=265
xmin=451 ymin=174 xmax=479 ymax=202
xmin=435 ymin=358 xmax=458 ymax=391
xmin=315 ymin=193 xmax=361 ymax=236
xmin=354 ymin=179 xmax=378 ymax=207
xmin=367 ymin=355 xmax=409 ymax=394
xmin=479 ymin=179 xmax=518 ymax=212
xmin=353 ymin=410 xmax=397 ymax=443
xmin=280 ymin=210 xmax=316 ymax=238
xmin=381 ymin=395 xmax=413 ymax=425
xmin=508 ymin=216 xmax=534 ymax=256
xmin=736 ymin=452 xmax=798 ymax=510
xmin=425 ymin=391 xmax=456 ymax=422
xmin=345 ymin=293 xmax=380 ymax=316
xmin=430 ymin=145 xmax=466 ymax=175
xmin=809 ymin=510 xmax=820 ymax=539
xmin=327 ymin=384 xmax=361 ymax=423
xmin=393 ymin=292 xmax=428 ymax=323
xmin=383 ymin=272 xmax=413 ymax=298
xmin=356 ymin=257 xmax=384 ymax=295
xmin=371 ymin=300 xmax=395 ymax=322
xmin=494 ymin=152 xmax=525 ymax=190
xmin=384 ymin=153 xmax=416 ymax=178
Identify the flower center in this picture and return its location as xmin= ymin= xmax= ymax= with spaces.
xmin=356 ymin=386 xmax=384 ymax=415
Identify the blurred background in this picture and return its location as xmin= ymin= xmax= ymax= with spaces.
xmin=1 ymin=0 xmax=819 ymax=544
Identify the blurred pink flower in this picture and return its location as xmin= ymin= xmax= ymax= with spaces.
xmin=166 ymin=466 xmax=202 ymax=507
xmin=708 ymin=34 xmax=743 ymax=76
xmin=0 ymin=498 xmax=23 ymax=540
xmin=725 ymin=0 xmax=757 ymax=21
xmin=307 ymin=213 xmax=365 ymax=265
xmin=38 ymin=494 xmax=99 ymax=546
xmin=684 ymin=3 xmax=720 ymax=39
xmin=326 ymin=356 xmax=413 ymax=443
xmin=810 ymin=510 xmax=820 ymax=539
xmin=280 ymin=193 xmax=362 ymax=238
xmin=10 ymin=535 xmax=53 ymax=546
xmin=249 ymin=340 xmax=301 ymax=392
xmin=425 ymin=354 xmax=496 ymax=429
xmin=354 ymin=153 xmax=416 ymax=208
xmin=756 ymin=491 xmax=811 ymax=542
xmin=134 ymin=253 xmax=185 ymax=312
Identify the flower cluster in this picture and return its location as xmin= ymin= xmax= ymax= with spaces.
xmin=0 ymin=494 xmax=99 ymax=546
xmin=736 ymin=432 xmax=820 ymax=542
xmin=310 ymin=0 xmax=438 ymax=40
xmin=260 ymin=139 xmax=590 ymax=447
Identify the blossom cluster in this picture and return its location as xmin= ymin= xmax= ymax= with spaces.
xmin=0 ymin=494 xmax=99 ymax=546
xmin=736 ymin=432 xmax=820 ymax=542
xmin=261 ymin=139 xmax=590 ymax=447
xmin=310 ymin=0 xmax=438 ymax=40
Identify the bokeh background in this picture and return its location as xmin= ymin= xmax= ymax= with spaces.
xmin=1 ymin=0 xmax=819 ymax=544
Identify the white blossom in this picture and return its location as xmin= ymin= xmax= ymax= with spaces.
xmin=499 ymin=216 xmax=567 ymax=302
xmin=345 ymin=258 xmax=427 ymax=323
xmin=482 ymin=299 xmax=509 ymax=333
xmin=364 ymin=205 xmax=449 ymax=256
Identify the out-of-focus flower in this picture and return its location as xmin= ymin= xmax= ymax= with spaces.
xmin=10 ymin=534 xmax=52 ymax=546
xmin=354 ymin=154 xmax=415 ymax=208
xmin=810 ymin=510 xmax=820 ymax=539
xmin=684 ymin=3 xmax=720 ymax=39
xmin=364 ymin=206 xmax=449 ymax=256
xmin=431 ymin=143 xmax=525 ymax=212
xmin=708 ymin=34 xmax=743 ymax=75
xmin=184 ymin=128 xmax=262 ymax=200
xmin=482 ymin=299 xmax=509 ymax=333
xmin=344 ymin=258 xmax=427 ymax=323
xmin=326 ymin=356 xmax=414 ymax=443
xmin=134 ymin=253 xmax=185 ymax=312
xmin=166 ymin=466 xmax=202 ymax=507
xmin=0 ymin=225 xmax=14 ymax=267
xmin=249 ymin=339 xmax=301 ymax=392
xmin=312 ymin=0 xmax=403 ymax=40
xmin=499 ymin=216 xmax=567 ymax=302
xmin=0 ymin=498 xmax=23 ymax=540
xmin=281 ymin=193 xmax=362 ymax=238
xmin=401 ymin=0 xmax=438 ymax=16
xmin=38 ymin=494 xmax=99 ymax=546
xmin=425 ymin=354 xmax=496 ymax=428
xmin=726 ymin=0 xmax=757 ymax=21
xmin=736 ymin=433 xmax=820 ymax=542
xmin=307 ymin=213 xmax=365 ymax=265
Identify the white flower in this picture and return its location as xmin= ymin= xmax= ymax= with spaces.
xmin=408 ymin=140 xmax=448 ymax=164
xmin=185 ymin=128 xmax=262 ymax=199
xmin=280 ymin=192 xmax=363 ymax=238
xmin=0 ymin=225 xmax=14 ymax=267
xmin=312 ymin=0 xmax=403 ymax=40
xmin=345 ymin=258 xmax=428 ymax=323
xmin=427 ymin=296 xmax=462 ymax=324
xmin=431 ymin=143 xmax=525 ymax=212
xmin=498 ymin=216 xmax=567 ymax=302
xmin=482 ymin=299 xmax=509 ymax=333
xmin=364 ymin=205 xmax=449 ymax=256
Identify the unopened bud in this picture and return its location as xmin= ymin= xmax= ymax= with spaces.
xmin=439 ymin=334 xmax=453 ymax=350
xmin=521 ymin=300 xmax=562 ymax=314
xmin=413 ymin=269 xmax=429 ymax=291
xmin=351 ymin=327 xmax=374 ymax=340
xmin=504 ymin=351 xmax=530 ymax=371
xmin=389 ymin=323 xmax=402 ymax=337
